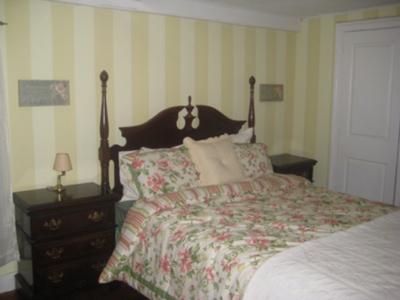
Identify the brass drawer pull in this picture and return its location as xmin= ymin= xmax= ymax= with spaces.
xmin=47 ymin=271 xmax=64 ymax=283
xmin=90 ymin=238 xmax=106 ymax=249
xmin=88 ymin=211 xmax=104 ymax=223
xmin=43 ymin=218 xmax=62 ymax=231
xmin=91 ymin=261 xmax=105 ymax=272
xmin=45 ymin=247 xmax=64 ymax=260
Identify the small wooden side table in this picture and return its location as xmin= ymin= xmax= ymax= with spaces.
xmin=270 ymin=153 xmax=317 ymax=182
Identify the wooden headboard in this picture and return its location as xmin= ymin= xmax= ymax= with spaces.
xmin=98 ymin=70 xmax=256 ymax=195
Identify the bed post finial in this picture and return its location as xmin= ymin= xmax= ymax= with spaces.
xmin=248 ymin=76 xmax=256 ymax=143
xmin=99 ymin=70 xmax=111 ymax=194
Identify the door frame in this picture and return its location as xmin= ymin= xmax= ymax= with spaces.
xmin=329 ymin=16 xmax=400 ymax=206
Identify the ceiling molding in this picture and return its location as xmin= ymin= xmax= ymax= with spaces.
xmin=50 ymin=0 xmax=301 ymax=31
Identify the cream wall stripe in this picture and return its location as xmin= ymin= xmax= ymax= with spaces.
xmin=283 ymin=32 xmax=296 ymax=152
xmin=272 ymin=31 xmax=286 ymax=153
xmin=208 ymin=22 xmax=221 ymax=110
xmin=165 ymin=16 xmax=180 ymax=107
xmin=232 ymin=25 xmax=244 ymax=119
xmin=255 ymin=28 xmax=267 ymax=143
xmin=132 ymin=12 xmax=149 ymax=124
xmin=53 ymin=4 xmax=77 ymax=185
xmin=195 ymin=20 xmax=208 ymax=104
xmin=6 ymin=0 xmax=34 ymax=190
xmin=264 ymin=29 xmax=276 ymax=151
xmin=180 ymin=18 xmax=194 ymax=105
xmin=73 ymin=6 xmax=97 ymax=183
xmin=221 ymin=24 xmax=233 ymax=117
xmin=113 ymin=10 xmax=133 ymax=145
xmin=30 ymin=0 xmax=55 ymax=188
xmin=315 ymin=15 xmax=334 ymax=187
xmin=291 ymin=20 xmax=308 ymax=154
xmin=148 ymin=14 xmax=166 ymax=116
xmin=303 ymin=18 xmax=320 ymax=158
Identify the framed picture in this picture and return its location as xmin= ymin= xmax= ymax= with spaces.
xmin=18 ymin=80 xmax=70 ymax=107
xmin=259 ymin=84 xmax=283 ymax=102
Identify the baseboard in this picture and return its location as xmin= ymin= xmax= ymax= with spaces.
xmin=0 ymin=273 xmax=16 ymax=294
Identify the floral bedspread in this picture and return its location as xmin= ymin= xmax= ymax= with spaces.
xmin=99 ymin=174 xmax=396 ymax=300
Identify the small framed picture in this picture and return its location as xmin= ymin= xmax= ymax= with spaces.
xmin=259 ymin=84 xmax=283 ymax=102
xmin=18 ymin=80 xmax=70 ymax=107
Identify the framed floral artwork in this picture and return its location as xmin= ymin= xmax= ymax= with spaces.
xmin=18 ymin=80 xmax=69 ymax=106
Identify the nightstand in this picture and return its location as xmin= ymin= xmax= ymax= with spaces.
xmin=270 ymin=153 xmax=317 ymax=181
xmin=14 ymin=182 xmax=118 ymax=299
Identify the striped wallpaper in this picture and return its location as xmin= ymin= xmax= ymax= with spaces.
xmin=2 ymin=0 xmax=400 ymax=193
xmin=1 ymin=0 xmax=400 ymax=279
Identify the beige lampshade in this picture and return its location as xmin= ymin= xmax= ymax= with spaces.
xmin=53 ymin=153 xmax=72 ymax=172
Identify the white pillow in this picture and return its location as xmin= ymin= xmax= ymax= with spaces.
xmin=230 ymin=127 xmax=253 ymax=143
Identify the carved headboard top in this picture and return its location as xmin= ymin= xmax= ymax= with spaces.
xmin=98 ymin=70 xmax=256 ymax=195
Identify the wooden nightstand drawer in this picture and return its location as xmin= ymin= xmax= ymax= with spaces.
xmin=29 ymin=203 xmax=114 ymax=240
xmin=14 ymin=183 xmax=118 ymax=299
xmin=37 ymin=254 xmax=109 ymax=295
xmin=33 ymin=229 xmax=114 ymax=266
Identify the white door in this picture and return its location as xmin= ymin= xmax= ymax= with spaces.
xmin=329 ymin=18 xmax=400 ymax=205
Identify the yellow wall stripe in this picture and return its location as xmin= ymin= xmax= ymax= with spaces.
xmin=272 ymin=31 xmax=286 ymax=153
xmin=208 ymin=22 xmax=222 ymax=110
xmin=244 ymin=27 xmax=256 ymax=122
xmin=132 ymin=12 xmax=149 ymax=124
xmin=363 ymin=9 xmax=378 ymax=19
xmin=291 ymin=20 xmax=308 ymax=154
xmin=30 ymin=0 xmax=55 ymax=188
xmin=303 ymin=18 xmax=320 ymax=158
xmin=283 ymin=32 xmax=296 ymax=152
xmin=53 ymin=3 xmax=77 ymax=185
xmin=264 ymin=29 xmax=276 ymax=151
xmin=113 ymin=10 xmax=133 ymax=145
xmin=195 ymin=20 xmax=208 ymax=104
xmin=221 ymin=24 xmax=233 ymax=117
xmin=165 ymin=16 xmax=180 ymax=107
xmin=255 ymin=28 xmax=267 ymax=143
xmin=73 ymin=5 xmax=97 ymax=183
xmin=378 ymin=6 xmax=397 ymax=17
xmin=6 ymin=0 xmax=34 ymax=190
xmin=180 ymin=18 xmax=194 ymax=105
xmin=232 ymin=25 xmax=245 ymax=120
xmin=148 ymin=14 xmax=166 ymax=116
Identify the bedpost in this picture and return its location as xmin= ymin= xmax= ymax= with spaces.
xmin=248 ymin=76 xmax=256 ymax=143
xmin=99 ymin=70 xmax=111 ymax=194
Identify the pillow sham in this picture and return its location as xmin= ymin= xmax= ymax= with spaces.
xmin=233 ymin=143 xmax=274 ymax=178
xmin=183 ymin=136 xmax=246 ymax=186
xmin=120 ymin=146 xmax=199 ymax=200
xmin=230 ymin=127 xmax=253 ymax=143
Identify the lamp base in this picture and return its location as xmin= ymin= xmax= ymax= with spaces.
xmin=53 ymin=185 xmax=65 ymax=193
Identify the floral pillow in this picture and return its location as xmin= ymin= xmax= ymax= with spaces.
xmin=120 ymin=146 xmax=199 ymax=200
xmin=234 ymin=143 xmax=274 ymax=178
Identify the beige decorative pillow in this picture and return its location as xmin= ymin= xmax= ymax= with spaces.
xmin=183 ymin=136 xmax=246 ymax=186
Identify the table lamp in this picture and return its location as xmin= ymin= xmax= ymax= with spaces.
xmin=53 ymin=153 xmax=72 ymax=193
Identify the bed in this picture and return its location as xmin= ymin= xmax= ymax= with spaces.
xmin=96 ymin=70 xmax=400 ymax=300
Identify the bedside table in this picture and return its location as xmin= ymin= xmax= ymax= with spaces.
xmin=270 ymin=153 xmax=317 ymax=181
xmin=14 ymin=182 xmax=119 ymax=299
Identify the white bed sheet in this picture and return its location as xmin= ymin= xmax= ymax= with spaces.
xmin=243 ymin=210 xmax=400 ymax=300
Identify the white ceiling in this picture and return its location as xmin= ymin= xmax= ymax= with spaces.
xmin=193 ymin=0 xmax=400 ymax=18
xmin=52 ymin=0 xmax=400 ymax=31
